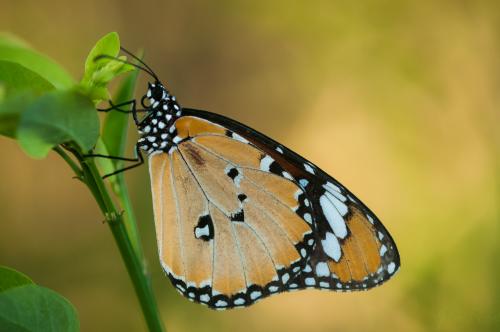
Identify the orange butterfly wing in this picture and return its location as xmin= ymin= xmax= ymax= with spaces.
xmin=149 ymin=110 xmax=400 ymax=309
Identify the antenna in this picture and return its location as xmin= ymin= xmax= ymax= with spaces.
xmin=120 ymin=47 xmax=160 ymax=82
xmin=93 ymin=53 xmax=158 ymax=81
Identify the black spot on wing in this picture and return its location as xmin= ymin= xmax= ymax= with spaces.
xmin=237 ymin=193 xmax=247 ymax=202
xmin=194 ymin=214 xmax=214 ymax=241
xmin=230 ymin=209 xmax=245 ymax=222
xmin=226 ymin=167 xmax=239 ymax=180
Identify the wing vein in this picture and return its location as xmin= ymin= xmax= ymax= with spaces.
xmin=177 ymin=147 xmax=248 ymax=293
xmin=170 ymin=152 xmax=188 ymax=279
xmin=190 ymin=139 xmax=302 ymax=214
xmin=229 ymin=218 xmax=249 ymax=289
xmin=158 ymin=155 xmax=166 ymax=268
xmin=241 ymin=222 xmax=279 ymax=272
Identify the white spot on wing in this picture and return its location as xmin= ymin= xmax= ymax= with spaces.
xmin=268 ymin=285 xmax=279 ymax=293
xmin=325 ymin=181 xmax=341 ymax=193
xmin=234 ymin=174 xmax=242 ymax=187
xmin=234 ymin=298 xmax=245 ymax=305
xmin=315 ymin=262 xmax=330 ymax=277
xmin=323 ymin=184 xmax=347 ymax=202
xmin=321 ymin=232 xmax=342 ymax=262
xmin=232 ymin=132 xmax=249 ymax=143
xmin=304 ymin=163 xmax=315 ymax=174
xmin=215 ymin=300 xmax=227 ymax=307
xmin=388 ymin=262 xmax=396 ymax=274
xmin=305 ymin=278 xmax=316 ymax=286
xmin=250 ymin=291 xmax=262 ymax=300
xmin=379 ymin=245 xmax=387 ymax=256
xmin=276 ymin=146 xmax=284 ymax=153
xmin=299 ymin=179 xmax=309 ymax=187
xmin=320 ymin=195 xmax=348 ymax=239
xmin=260 ymin=155 xmax=274 ymax=172
xmin=324 ymin=191 xmax=348 ymax=216
xmin=195 ymin=224 xmax=210 ymax=239
xmin=331 ymin=190 xmax=347 ymax=202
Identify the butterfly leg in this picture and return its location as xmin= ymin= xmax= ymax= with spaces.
xmin=97 ymin=99 xmax=147 ymax=125
xmin=84 ymin=145 xmax=144 ymax=179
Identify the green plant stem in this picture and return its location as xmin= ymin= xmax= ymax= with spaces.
xmin=113 ymin=171 xmax=144 ymax=259
xmin=54 ymin=146 xmax=83 ymax=178
xmin=64 ymin=146 xmax=165 ymax=332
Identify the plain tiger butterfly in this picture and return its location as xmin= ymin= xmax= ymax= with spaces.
xmin=94 ymin=48 xmax=400 ymax=310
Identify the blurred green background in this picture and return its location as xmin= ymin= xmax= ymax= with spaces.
xmin=1 ymin=1 xmax=499 ymax=331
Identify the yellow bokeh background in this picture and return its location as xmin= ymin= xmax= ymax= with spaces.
xmin=1 ymin=1 xmax=499 ymax=331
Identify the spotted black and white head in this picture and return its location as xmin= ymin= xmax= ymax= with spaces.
xmin=136 ymin=80 xmax=183 ymax=155
xmin=142 ymin=82 xmax=169 ymax=109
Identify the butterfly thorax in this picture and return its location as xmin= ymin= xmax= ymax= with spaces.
xmin=137 ymin=82 xmax=182 ymax=154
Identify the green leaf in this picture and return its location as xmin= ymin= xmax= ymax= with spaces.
xmin=83 ymin=32 xmax=120 ymax=77
xmin=16 ymin=90 xmax=99 ymax=159
xmin=0 ymin=60 xmax=54 ymax=97
xmin=0 ymin=61 xmax=56 ymax=138
xmin=0 ymin=285 xmax=79 ymax=332
xmin=0 ymin=266 xmax=33 ymax=293
xmin=0 ymin=34 xmax=74 ymax=90
xmin=80 ymin=32 xmax=133 ymax=103
xmin=0 ymin=32 xmax=31 ymax=48
xmin=0 ymin=93 xmax=36 ymax=138
xmin=0 ymin=266 xmax=79 ymax=332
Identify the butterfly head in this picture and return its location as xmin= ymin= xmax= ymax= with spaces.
xmin=136 ymin=80 xmax=183 ymax=154
xmin=143 ymin=81 xmax=170 ymax=108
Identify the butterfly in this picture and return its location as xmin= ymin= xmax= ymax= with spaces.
xmin=95 ymin=49 xmax=400 ymax=310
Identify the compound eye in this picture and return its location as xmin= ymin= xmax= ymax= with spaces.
xmin=152 ymin=86 xmax=164 ymax=101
